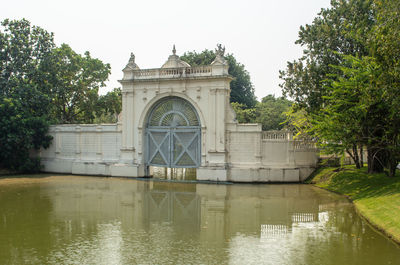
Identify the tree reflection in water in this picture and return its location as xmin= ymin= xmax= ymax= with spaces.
xmin=0 ymin=176 xmax=399 ymax=265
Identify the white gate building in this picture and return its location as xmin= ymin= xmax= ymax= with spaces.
xmin=41 ymin=46 xmax=318 ymax=182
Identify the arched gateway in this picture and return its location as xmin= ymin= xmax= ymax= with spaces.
xmin=116 ymin=45 xmax=236 ymax=180
xmin=41 ymin=45 xmax=319 ymax=182
xmin=145 ymin=97 xmax=201 ymax=168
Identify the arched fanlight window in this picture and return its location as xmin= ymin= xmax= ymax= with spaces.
xmin=147 ymin=97 xmax=200 ymax=127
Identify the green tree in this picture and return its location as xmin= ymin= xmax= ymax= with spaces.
xmin=255 ymin=95 xmax=292 ymax=131
xmin=279 ymin=0 xmax=375 ymax=112
xmin=309 ymin=56 xmax=373 ymax=169
xmin=0 ymin=98 xmax=52 ymax=171
xmin=283 ymin=0 xmax=400 ymax=176
xmin=318 ymin=0 xmax=400 ymax=176
xmin=0 ymin=18 xmax=55 ymax=115
xmin=284 ymin=106 xmax=311 ymax=139
xmin=366 ymin=0 xmax=400 ymax=176
xmin=181 ymin=48 xmax=257 ymax=108
xmin=313 ymin=54 xmax=399 ymax=174
xmin=41 ymin=44 xmax=111 ymax=124
xmin=231 ymin=95 xmax=292 ymax=131
xmin=231 ymin=102 xmax=257 ymax=124
xmin=94 ymin=87 xmax=122 ymax=123
xmin=0 ymin=19 xmax=54 ymax=171
xmin=278 ymin=0 xmax=381 ymax=171
xmin=0 ymin=18 xmax=113 ymax=171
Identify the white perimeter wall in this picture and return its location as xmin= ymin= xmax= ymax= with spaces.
xmin=41 ymin=123 xmax=318 ymax=182
xmin=227 ymin=124 xmax=318 ymax=182
xmin=41 ymin=124 xmax=122 ymax=175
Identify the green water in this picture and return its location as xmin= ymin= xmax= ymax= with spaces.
xmin=0 ymin=175 xmax=399 ymax=265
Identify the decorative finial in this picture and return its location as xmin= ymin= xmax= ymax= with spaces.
xmin=124 ymin=52 xmax=139 ymax=70
xmin=172 ymin=44 xmax=176 ymax=55
xmin=211 ymin=44 xmax=227 ymax=65
xmin=215 ymin=44 xmax=225 ymax=57
xmin=129 ymin=52 xmax=135 ymax=63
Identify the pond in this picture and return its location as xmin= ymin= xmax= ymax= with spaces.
xmin=0 ymin=175 xmax=399 ymax=265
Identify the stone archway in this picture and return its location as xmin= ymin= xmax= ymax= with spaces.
xmin=145 ymin=96 xmax=201 ymax=168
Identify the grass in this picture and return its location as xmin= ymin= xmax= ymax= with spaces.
xmin=308 ymin=165 xmax=400 ymax=244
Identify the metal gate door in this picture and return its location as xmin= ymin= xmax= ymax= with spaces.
xmin=146 ymin=97 xmax=201 ymax=168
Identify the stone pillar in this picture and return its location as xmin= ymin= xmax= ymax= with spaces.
xmin=208 ymin=88 xmax=217 ymax=152
xmin=75 ymin=126 xmax=81 ymax=161
xmin=55 ymin=127 xmax=61 ymax=158
xmin=121 ymin=91 xmax=128 ymax=149
xmin=120 ymin=91 xmax=135 ymax=163
xmin=96 ymin=125 xmax=103 ymax=161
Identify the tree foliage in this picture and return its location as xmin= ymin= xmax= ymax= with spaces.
xmin=0 ymin=19 xmax=54 ymax=171
xmin=0 ymin=18 xmax=55 ymax=116
xmin=231 ymin=95 xmax=292 ymax=131
xmin=0 ymin=18 xmax=114 ymax=171
xmin=42 ymin=44 xmax=111 ymax=124
xmin=231 ymin=102 xmax=257 ymax=124
xmin=0 ymin=98 xmax=52 ymax=171
xmin=368 ymin=0 xmax=400 ymax=176
xmin=94 ymin=87 xmax=122 ymax=123
xmin=279 ymin=0 xmax=375 ymax=112
xmin=256 ymin=95 xmax=292 ymax=131
xmin=280 ymin=0 xmax=400 ymax=177
xmin=181 ymin=49 xmax=257 ymax=108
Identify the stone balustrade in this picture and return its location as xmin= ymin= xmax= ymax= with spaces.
xmin=130 ymin=66 xmax=214 ymax=80
xmin=262 ymin=130 xmax=293 ymax=141
xmin=293 ymin=141 xmax=318 ymax=151
xmin=262 ymin=131 xmax=317 ymax=151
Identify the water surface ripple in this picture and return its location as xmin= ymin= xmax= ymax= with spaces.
xmin=0 ymin=176 xmax=399 ymax=265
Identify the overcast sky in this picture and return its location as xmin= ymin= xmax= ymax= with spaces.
xmin=2 ymin=0 xmax=331 ymax=100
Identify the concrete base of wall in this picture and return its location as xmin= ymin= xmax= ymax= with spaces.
xmin=42 ymin=159 xmax=79 ymax=174
xmin=42 ymin=159 xmax=145 ymax=178
xmin=110 ymin=163 xmax=145 ymax=177
xmin=42 ymin=159 xmax=316 ymax=182
xmin=71 ymin=162 xmax=110 ymax=176
xmin=197 ymin=167 xmax=228 ymax=182
xmin=228 ymin=167 xmax=301 ymax=182
xmin=299 ymin=167 xmax=316 ymax=182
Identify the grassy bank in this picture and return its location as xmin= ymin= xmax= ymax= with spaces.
xmin=308 ymin=166 xmax=400 ymax=244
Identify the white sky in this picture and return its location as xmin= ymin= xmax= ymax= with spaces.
xmin=2 ymin=0 xmax=331 ymax=100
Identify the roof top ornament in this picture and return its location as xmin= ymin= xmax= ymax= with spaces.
xmin=211 ymin=44 xmax=227 ymax=66
xmin=172 ymin=44 xmax=176 ymax=55
xmin=161 ymin=45 xmax=191 ymax=68
xmin=215 ymin=44 xmax=225 ymax=57
xmin=123 ymin=52 xmax=140 ymax=70
xmin=129 ymin=52 xmax=135 ymax=64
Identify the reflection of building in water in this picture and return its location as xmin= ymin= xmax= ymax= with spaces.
xmin=151 ymin=166 xmax=196 ymax=181
xmin=45 ymin=178 xmax=331 ymax=244
xmin=6 ymin=178 xmax=398 ymax=265
xmin=261 ymin=224 xmax=289 ymax=237
xmin=144 ymin=188 xmax=201 ymax=231
xmin=291 ymin=212 xmax=319 ymax=223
